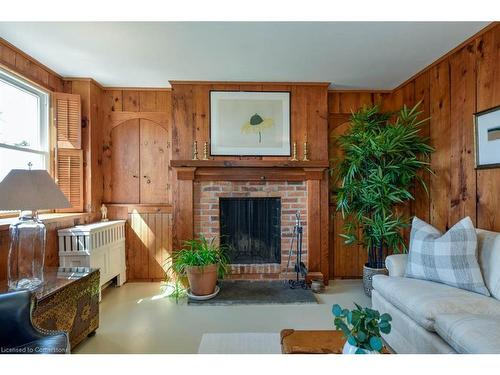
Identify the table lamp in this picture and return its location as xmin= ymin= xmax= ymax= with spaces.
xmin=0 ymin=169 xmax=71 ymax=290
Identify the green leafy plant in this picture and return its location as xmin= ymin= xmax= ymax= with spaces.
xmin=332 ymin=303 xmax=392 ymax=354
xmin=165 ymin=235 xmax=230 ymax=280
xmin=160 ymin=279 xmax=187 ymax=303
xmin=331 ymin=103 xmax=434 ymax=268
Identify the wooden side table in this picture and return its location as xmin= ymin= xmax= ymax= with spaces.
xmin=280 ymin=329 xmax=390 ymax=354
xmin=1 ymin=267 xmax=100 ymax=350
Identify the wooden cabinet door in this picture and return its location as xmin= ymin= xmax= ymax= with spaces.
xmin=110 ymin=120 xmax=140 ymax=203
xmin=139 ymin=119 xmax=169 ymax=204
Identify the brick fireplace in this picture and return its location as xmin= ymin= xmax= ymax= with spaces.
xmin=171 ymin=160 xmax=330 ymax=283
xmin=193 ymin=180 xmax=308 ymax=279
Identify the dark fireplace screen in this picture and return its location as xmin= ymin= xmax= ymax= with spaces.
xmin=219 ymin=197 xmax=281 ymax=264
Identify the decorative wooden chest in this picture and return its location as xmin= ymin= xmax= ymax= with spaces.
xmin=31 ymin=267 xmax=100 ymax=350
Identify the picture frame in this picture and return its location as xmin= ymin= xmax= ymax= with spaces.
xmin=474 ymin=105 xmax=500 ymax=169
xmin=209 ymin=91 xmax=291 ymax=156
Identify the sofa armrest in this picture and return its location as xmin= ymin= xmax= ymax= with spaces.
xmin=385 ymin=254 xmax=408 ymax=277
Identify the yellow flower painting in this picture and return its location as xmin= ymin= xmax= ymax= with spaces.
xmin=241 ymin=113 xmax=275 ymax=143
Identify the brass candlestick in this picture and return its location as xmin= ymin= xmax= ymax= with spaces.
xmin=303 ymin=141 xmax=309 ymax=161
xmin=203 ymin=142 xmax=210 ymax=160
xmin=192 ymin=141 xmax=199 ymax=160
xmin=290 ymin=142 xmax=298 ymax=161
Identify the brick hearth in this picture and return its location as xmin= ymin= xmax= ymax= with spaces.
xmin=193 ymin=180 xmax=308 ymax=279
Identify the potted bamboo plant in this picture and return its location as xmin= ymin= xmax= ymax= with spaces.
xmin=168 ymin=236 xmax=229 ymax=297
xmin=332 ymin=103 xmax=433 ymax=296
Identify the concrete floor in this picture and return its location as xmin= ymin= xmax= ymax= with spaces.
xmin=74 ymin=279 xmax=370 ymax=354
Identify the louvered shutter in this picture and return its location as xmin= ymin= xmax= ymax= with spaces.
xmin=56 ymin=149 xmax=83 ymax=211
xmin=53 ymin=92 xmax=83 ymax=212
xmin=53 ymin=93 xmax=81 ymax=148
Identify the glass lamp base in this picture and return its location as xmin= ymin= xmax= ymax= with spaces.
xmin=9 ymin=277 xmax=44 ymax=290
xmin=8 ymin=211 xmax=46 ymax=291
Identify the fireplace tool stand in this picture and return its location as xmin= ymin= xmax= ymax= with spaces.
xmin=286 ymin=211 xmax=308 ymax=289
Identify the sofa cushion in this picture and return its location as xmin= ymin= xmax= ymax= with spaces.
xmin=434 ymin=314 xmax=500 ymax=354
xmin=405 ymin=217 xmax=490 ymax=296
xmin=372 ymin=275 xmax=500 ymax=331
xmin=477 ymin=229 xmax=500 ymax=300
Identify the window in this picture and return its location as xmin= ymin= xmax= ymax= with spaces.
xmin=0 ymin=69 xmax=49 ymax=183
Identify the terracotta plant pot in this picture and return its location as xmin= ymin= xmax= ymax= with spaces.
xmin=362 ymin=264 xmax=388 ymax=297
xmin=186 ymin=264 xmax=218 ymax=296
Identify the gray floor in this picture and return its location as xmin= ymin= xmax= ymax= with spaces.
xmin=74 ymin=279 xmax=370 ymax=354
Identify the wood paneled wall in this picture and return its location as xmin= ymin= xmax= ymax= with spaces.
xmin=0 ymin=38 xmax=64 ymax=92
xmin=390 ymin=23 xmax=500 ymax=234
xmin=170 ymin=82 xmax=329 ymax=161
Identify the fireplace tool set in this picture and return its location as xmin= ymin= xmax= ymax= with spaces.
xmin=285 ymin=211 xmax=308 ymax=289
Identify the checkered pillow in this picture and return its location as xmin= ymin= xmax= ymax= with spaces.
xmin=405 ymin=216 xmax=490 ymax=296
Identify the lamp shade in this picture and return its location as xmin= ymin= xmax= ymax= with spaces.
xmin=0 ymin=169 xmax=71 ymax=211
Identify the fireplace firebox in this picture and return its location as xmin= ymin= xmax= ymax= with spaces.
xmin=219 ymin=197 xmax=281 ymax=264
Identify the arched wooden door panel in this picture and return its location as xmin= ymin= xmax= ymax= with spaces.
xmin=139 ymin=119 xmax=169 ymax=204
xmin=109 ymin=119 xmax=169 ymax=204
xmin=110 ymin=119 xmax=140 ymax=203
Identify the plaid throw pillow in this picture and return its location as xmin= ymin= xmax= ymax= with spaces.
xmin=405 ymin=216 xmax=490 ymax=296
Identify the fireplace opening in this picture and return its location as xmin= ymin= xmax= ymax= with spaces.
xmin=219 ymin=197 xmax=281 ymax=264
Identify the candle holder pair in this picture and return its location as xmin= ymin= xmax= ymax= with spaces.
xmin=191 ymin=140 xmax=309 ymax=161
xmin=291 ymin=141 xmax=309 ymax=162
xmin=192 ymin=141 xmax=210 ymax=160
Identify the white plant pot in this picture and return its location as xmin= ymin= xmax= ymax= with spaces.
xmin=342 ymin=341 xmax=379 ymax=354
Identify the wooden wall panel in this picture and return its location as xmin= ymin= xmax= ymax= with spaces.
xmin=171 ymin=82 xmax=329 ymax=162
xmin=126 ymin=211 xmax=172 ymax=281
xmin=429 ymin=60 xmax=452 ymax=231
xmin=0 ymin=38 xmax=64 ymax=92
xmin=449 ymin=44 xmax=477 ymax=226
xmin=413 ymin=71 xmax=431 ymax=222
xmin=476 ymin=25 xmax=500 ymax=232
xmin=140 ymin=119 xmax=169 ymax=204
xmin=111 ymin=120 xmax=140 ymax=203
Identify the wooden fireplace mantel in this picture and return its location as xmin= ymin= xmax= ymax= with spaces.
xmin=170 ymin=160 xmax=329 ymax=182
xmin=170 ymin=160 xmax=329 ymax=168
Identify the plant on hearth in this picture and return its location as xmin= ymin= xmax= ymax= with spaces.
xmin=331 ymin=103 xmax=434 ymax=269
xmin=165 ymin=235 xmax=229 ymax=297
xmin=332 ymin=303 xmax=392 ymax=354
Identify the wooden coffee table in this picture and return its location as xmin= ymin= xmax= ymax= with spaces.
xmin=280 ymin=329 xmax=390 ymax=354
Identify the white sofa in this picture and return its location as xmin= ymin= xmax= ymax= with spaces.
xmin=372 ymin=229 xmax=500 ymax=354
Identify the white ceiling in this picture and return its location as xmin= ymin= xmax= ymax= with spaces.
xmin=0 ymin=22 xmax=489 ymax=89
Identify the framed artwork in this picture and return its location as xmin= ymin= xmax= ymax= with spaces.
xmin=210 ymin=91 xmax=291 ymax=156
xmin=475 ymin=105 xmax=500 ymax=169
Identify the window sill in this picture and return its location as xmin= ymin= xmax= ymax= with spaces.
xmin=0 ymin=212 xmax=91 ymax=232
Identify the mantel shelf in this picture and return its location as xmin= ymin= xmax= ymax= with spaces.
xmin=170 ymin=160 xmax=329 ymax=169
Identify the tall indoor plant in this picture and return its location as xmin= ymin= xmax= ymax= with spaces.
xmin=332 ymin=103 xmax=433 ymax=296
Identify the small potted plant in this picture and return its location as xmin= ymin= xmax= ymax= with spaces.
xmin=167 ymin=236 xmax=229 ymax=297
xmin=332 ymin=303 xmax=392 ymax=354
